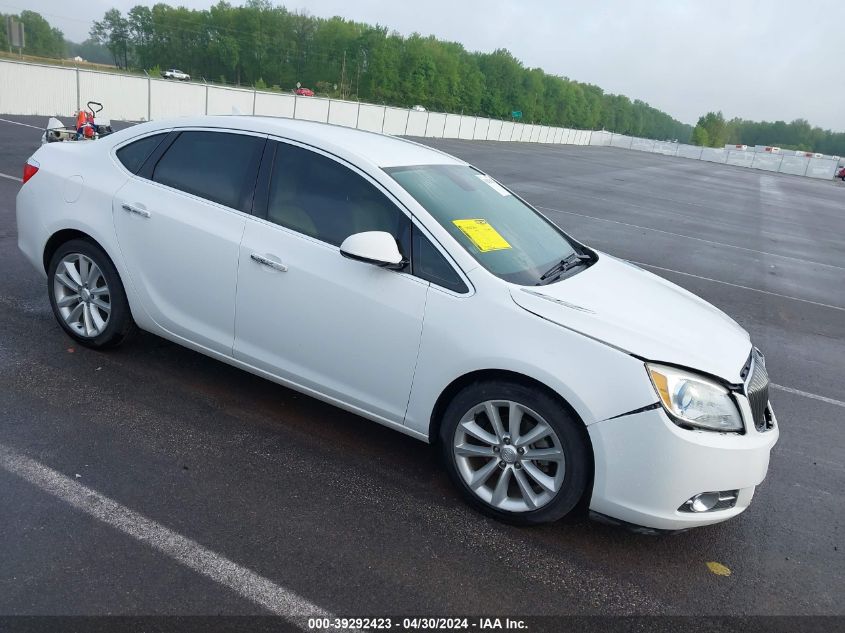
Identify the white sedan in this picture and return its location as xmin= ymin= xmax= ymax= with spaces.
xmin=16 ymin=116 xmax=778 ymax=530
xmin=160 ymin=68 xmax=190 ymax=81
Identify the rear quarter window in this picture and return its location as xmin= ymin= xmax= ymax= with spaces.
xmin=115 ymin=133 xmax=167 ymax=174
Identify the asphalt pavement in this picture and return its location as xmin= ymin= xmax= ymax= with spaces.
xmin=0 ymin=116 xmax=842 ymax=620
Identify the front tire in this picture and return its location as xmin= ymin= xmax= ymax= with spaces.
xmin=439 ymin=380 xmax=591 ymax=525
xmin=47 ymin=239 xmax=136 ymax=349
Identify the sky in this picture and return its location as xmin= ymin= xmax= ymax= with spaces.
xmin=9 ymin=0 xmax=844 ymax=130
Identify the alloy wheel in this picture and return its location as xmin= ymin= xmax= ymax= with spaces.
xmin=53 ymin=253 xmax=111 ymax=338
xmin=453 ymin=400 xmax=566 ymax=513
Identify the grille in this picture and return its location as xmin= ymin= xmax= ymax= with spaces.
xmin=746 ymin=348 xmax=771 ymax=432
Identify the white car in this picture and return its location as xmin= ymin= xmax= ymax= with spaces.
xmin=411 ymin=105 xmax=427 ymax=112
xmin=16 ymin=117 xmax=778 ymax=530
xmin=160 ymin=68 xmax=190 ymax=81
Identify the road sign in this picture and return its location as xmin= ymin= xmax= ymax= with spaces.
xmin=6 ymin=16 xmax=25 ymax=49
xmin=296 ymin=81 xmax=301 ymax=89
xmin=511 ymin=111 xmax=522 ymax=119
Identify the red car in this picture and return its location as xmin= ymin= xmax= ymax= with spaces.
xmin=295 ymin=87 xmax=314 ymax=97
xmin=837 ymin=166 xmax=845 ymax=181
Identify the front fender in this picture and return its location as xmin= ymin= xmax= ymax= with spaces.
xmin=404 ymin=282 xmax=658 ymax=439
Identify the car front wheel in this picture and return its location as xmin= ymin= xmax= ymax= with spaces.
xmin=440 ymin=380 xmax=591 ymax=525
xmin=47 ymin=239 xmax=136 ymax=349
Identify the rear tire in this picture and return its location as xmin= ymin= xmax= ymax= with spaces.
xmin=439 ymin=380 xmax=590 ymax=525
xmin=47 ymin=239 xmax=136 ymax=349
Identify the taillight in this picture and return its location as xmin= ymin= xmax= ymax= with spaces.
xmin=23 ymin=159 xmax=40 ymax=184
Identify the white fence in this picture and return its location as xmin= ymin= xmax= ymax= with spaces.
xmin=3 ymin=59 xmax=837 ymax=181
xmin=589 ymin=130 xmax=840 ymax=180
xmin=0 ymin=59 xmax=592 ymax=146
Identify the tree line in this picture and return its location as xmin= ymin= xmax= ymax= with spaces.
xmin=692 ymin=111 xmax=845 ymax=156
xmin=4 ymin=4 xmax=842 ymax=153
xmin=82 ymin=1 xmax=691 ymax=140
xmin=1 ymin=10 xmax=113 ymax=64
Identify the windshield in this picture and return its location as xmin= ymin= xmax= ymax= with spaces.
xmin=386 ymin=164 xmax=583 ymax=285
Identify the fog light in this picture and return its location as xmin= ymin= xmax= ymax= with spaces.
xmin=679 ymin=490 xmax=739 ymax=513
xmin=688 ymin=492 xmax=720 ymax=512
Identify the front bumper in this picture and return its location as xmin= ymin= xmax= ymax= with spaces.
xmin=587 ymin=401 xmax=778 ymax=530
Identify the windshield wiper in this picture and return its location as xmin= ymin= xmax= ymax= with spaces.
xmin=536 ymin=252 xmax=592 ymax=285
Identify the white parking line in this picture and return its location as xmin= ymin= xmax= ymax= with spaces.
xmin=771 ymin=384 xmax=845 ymax=409
xmin=536 ymin=204 xmax=845 ymax=273
xmin=0 ymin=117 xmax=43 ymax=130
xmin=0 ymin=172 xmax=22 ymax=183
xmin=631 ymin=261 xmax=845 ymax=312
xmin=0 ymin=442 xmax=338 ymax=626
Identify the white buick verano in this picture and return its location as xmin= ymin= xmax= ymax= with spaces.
xmin=16 ymin=116 xmax=778 ymax=530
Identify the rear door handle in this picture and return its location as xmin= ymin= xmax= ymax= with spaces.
xmin=250 ymin=253 xmax=288 ymax=272
xmin=121 ymin=203 xmax=150 ymax=218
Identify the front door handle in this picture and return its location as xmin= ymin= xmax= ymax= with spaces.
xmin=121 ymin=203 xmax=150 ymax=218
xmin=250 ymin=253 xmax=288 ymax=272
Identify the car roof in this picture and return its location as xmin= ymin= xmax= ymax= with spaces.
xmin=134 ymin=115 xmax=465 ymax=168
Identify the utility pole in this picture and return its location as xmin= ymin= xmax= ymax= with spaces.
xmin=340 ymin=50 xmax=347 ymax=100
xmin=355 ymin=61 xmax=360 ymax=101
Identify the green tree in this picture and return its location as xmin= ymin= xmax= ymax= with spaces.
xmin=690 ymin=125 xmax=710 ymax=147
xmin=694 ymin=111 xmax=727 ymax=147
xmin=18 ymin=10 xmax=65 ymax=57
xmin=90 ymin=8 xmax=131 ymax=68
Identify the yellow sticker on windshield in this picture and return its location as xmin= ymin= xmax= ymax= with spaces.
xmin=453 ymin=219 xmax=512 ymax=252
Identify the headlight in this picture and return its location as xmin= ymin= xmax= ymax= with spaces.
xmin=646 ymin=363 xmax=743 ymax=432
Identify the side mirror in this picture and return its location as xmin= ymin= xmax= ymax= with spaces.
xmin=340 ymin=231 xmax=405 ymax=269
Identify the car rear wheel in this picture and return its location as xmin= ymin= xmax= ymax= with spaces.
xmin=47 ymin=239 xmax=136 ymax=349
xmin=440 ymin=380 xmax=590 ymax=525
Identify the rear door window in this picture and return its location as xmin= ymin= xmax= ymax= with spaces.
xmin=152 ymin=131 xmax=264 ymax=212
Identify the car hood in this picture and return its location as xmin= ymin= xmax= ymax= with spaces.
xmin=509 ymin=253 xmax=751 ymax=383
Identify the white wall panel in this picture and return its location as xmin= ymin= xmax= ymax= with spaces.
xmin=726 ymin=151 xmax=754 ymax=167
xmin=207 ymin=86 xmax=254 ymax=116
xmin=150 ymin=79 xmax=205 ymax=118
xmin=778 ymin=155 xmax=809 ymax=176
xmin=806 ymin=158 xmax=837 ymax=179
xmin=356 ymin=104 xmax=384 ymax=132
xmin=486 ymin=119 xmax=503 ymax=140
xmin=294 ymin=96 xmax=329 ymax=122
xmin=425 ymin=112 xmax=447 ymax=137
xmin=254 ymin=92 xmax=295 ymax=118
xmin=327 ymin=99 xmax=358 ymax=128
xmin=700 ymin=148 xmax=728 ymax=163
xmin=498 ymin=121 xmax=514 ymax=141
xmin=443 ymin=113 xmax=461 ymax=138
xmin=383 ymin=107 xmax=409 ymax=135
xmin=79 ymin=71 xmax=148 ymax=121
xmin=677 ymin=144 xmax=704 ymax=159
xmin=405 ymin=110 xmax=427 ymax=136
xmin=538 ymin=126 xmax=550 ymax=143
xmin=458 ymin=115 xmax=476 ymax=140
xmin=632 ymin=137 xmax=655 ymax=152
xmin=0 ymin=61 xmax=76 ymax=116
xmin=652 ymin=141 xmax=677 ymax=156
xmin=473 ymin=117 xmax=490 ymax=140
xmin=751 ymin=153 xmax=782 ymax=171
